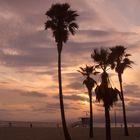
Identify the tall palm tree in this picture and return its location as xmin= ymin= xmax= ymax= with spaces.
xmin=109 ymin=45 xmax=133 ymax=136
xmin=78 ymin=65 xmax=97 ymax=138
xmin=45 ymin=3 xmax=78 ymax=140
xmin=91 ymin=48 xmax=119 ymax=140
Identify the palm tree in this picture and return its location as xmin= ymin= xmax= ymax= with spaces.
xmin=45 ymin=3 xmax=78 ymax=140
xmin=91 ymin=48 xmax=119 ymax=140
xmin=78 ymin=65 xmax=97 ymax=138
xmin=109 ymin=45 xmax=134 ymax=136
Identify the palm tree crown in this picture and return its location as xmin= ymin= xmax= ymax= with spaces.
xmin=91 ymin=48 xmax=119 ymax=108
xmin=78 ymin=65 xmax=97 ymax=92
xmin=45 ymin=3 xmax=78 ymax=45
xmin=109 ymin=45 xmax=134 ymax=75
xmin=91 ymin=48 xmax=111 ymax=72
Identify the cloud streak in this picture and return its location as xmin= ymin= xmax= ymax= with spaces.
xmin=21 ymin=91 xmax=47 ymax=98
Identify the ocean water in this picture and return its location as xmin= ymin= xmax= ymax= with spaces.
xmin=0 ymin=121 xmax=140 ymax=128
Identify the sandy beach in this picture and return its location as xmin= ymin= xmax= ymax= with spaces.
xmin=0 ymin=127 xmax=139 ymax=140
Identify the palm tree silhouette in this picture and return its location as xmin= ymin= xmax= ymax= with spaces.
xmin=91 ymin=48 xmax=119 ymax=140
xmin=109 ymin=45 xmax=134 ymax=136
xmin=78 ymin=65 xmax=97 ymax=138
xmin=45 ymin=3 xmax=78 ymax=140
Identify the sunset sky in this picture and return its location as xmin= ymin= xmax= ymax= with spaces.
xmin=0 ymin=0 xmax=140 ymax=123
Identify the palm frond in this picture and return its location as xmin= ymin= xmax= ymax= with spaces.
xmin=125 ymin=53 xmax=131 ymax=57
xmin=95 ymin=64 xmax=100 ymax=69
xmin=66 ymin=10 xmax=79 ymax=22
xmin=68 ymin=22 xmax=78 ymax=35
xmin=110 ymin=45 xmax=126 ymax=57
xmin=79 ymin=67 xmax=85 ymax=71
xmin=45 ymin=20 xmax=56 ymax=30
xmin=123 ymin=58 xmax=134 ymax=65
xmin=95 ymin=85 xmax=119 ymax=108
xmin=93 ymin=71 xmax=100 ymax=75
xmin=91 ymin=49 xmax=101 ymax=62
xmin=77 ymin=70 xmax=86 ymax=76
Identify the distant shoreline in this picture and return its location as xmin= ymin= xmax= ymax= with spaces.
xmin=0 ymin=120 xmax=140 ymax=128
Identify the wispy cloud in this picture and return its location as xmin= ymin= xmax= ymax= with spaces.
xmin=21 ymin=91 xmax=47 ymax=98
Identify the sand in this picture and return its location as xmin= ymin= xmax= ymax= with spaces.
xmin=0 ymin=127 xmax=139 ymax=140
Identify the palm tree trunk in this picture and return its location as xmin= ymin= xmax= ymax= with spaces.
xmin=57 ymin=43 xmax=71 ymax=140
xmin=118 ymin=74 xmax=129 ymax=136
xmin=89 ymin=90 xmax=93 ymax=138
xmin=105 ymin=106 xmax=111 ymax=140
xmin=102 ymin=72 xmax=111 ymax=140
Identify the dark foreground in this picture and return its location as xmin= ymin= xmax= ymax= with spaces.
xmin=0 ymin=127 xmax=139 ymax=140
